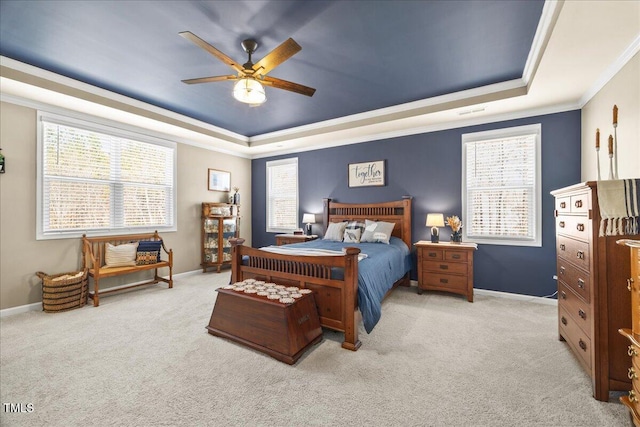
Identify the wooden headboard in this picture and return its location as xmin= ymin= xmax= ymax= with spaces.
xmin=322 ymin=196 xmax=413 ymax=248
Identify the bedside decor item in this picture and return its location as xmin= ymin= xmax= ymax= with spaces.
xmin=233 ymin=187 xmax=240 ymax=204
xmin=208 ymin=169 xmax=231 ymax=192
xmin=348 ymin=160 xmax=385 ymax=187
xmin=446 ymin=215 xmax=463 ymax=243
xmin=302 ymin=213 xmax=316 ymax=235
xmin=426 ymin=213 xmax=445 ymax=243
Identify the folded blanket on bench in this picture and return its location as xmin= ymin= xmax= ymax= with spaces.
xmin=598 ymin=179 xmax=640 ymax=236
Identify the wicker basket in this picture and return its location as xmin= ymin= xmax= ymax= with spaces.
xmin=37 ymin=270 xmax=88 ymax=313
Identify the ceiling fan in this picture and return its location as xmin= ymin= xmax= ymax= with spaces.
xmin=179 ymin=31 xmax=316 ymax=105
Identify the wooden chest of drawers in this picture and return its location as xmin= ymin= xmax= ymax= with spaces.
xmin=414 ymin=241 xmax=477 ymax=302
xmin=552 ymin=182 xmax=637 ymax=401
xmin=618 ymin=239 xmax=640 ymax=425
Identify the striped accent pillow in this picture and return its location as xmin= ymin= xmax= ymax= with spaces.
xmin=104 ymin=242 xmax=138 ymax=267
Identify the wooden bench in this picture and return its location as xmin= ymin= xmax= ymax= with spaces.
xmin=82 ymin=231 xmax=173 ymax=306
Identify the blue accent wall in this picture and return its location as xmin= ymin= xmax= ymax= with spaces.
xmin=251 ymin=110 xmax=581 ymax=297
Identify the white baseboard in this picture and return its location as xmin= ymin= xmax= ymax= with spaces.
xmin=409 ymin=280 xmax=558 ymax=306
xmin=0 ymin=269 xmax=205 ymax=318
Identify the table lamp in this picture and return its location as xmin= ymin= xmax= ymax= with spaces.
xmin=302 ymin=213 xmax=316 ymax=236
xmin=426 ymin=213 xmax=445 ymax=243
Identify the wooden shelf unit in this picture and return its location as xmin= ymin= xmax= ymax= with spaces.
xmin=201 ymin=203 xmax=240 ymax=273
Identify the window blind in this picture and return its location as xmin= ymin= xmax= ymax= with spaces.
xmin=462 ymin=124 xmax=541 ymax=246
xmin=266 ymin=158 xmax=298 ymax=232
xmin=38 ymin=113 xmax=176 ymax=238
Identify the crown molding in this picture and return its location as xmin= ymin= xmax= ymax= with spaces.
xmin=522 ymin=0 xmax=565 ymax=86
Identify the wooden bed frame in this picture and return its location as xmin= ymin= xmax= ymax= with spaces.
xmin=230 ymin=196 xmax=412 ymax=351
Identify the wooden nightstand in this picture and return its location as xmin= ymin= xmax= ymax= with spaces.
xmin=414 ymin=241 xmax=478 ymax=302
xmin=275 ymin=234 xmax=318 ymax=246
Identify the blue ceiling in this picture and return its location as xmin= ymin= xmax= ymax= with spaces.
xmin=0 ymin=0 xmax=544 ymax=137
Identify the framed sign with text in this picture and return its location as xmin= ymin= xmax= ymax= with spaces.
xmin=348 ymin=160 xmax=385 ymax=187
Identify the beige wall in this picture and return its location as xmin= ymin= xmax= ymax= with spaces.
xmin=582 ymin=53 xmax=639 ymax=180
xmin=0 ymin=101 xmax=251 ymax=310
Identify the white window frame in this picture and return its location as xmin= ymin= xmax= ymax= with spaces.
xmin=36 ymin=111 xmax=177 ymax=240
xmin=461 ymin=123 xmax=541 ymax=247
xmin=266 ymin=157 xmax=299 ymax=233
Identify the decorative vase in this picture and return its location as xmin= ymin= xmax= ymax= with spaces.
xmin=233 ymin=191 xmax=240 ymax=205
xmin=451 ymin=230 xmax=462 ymax=243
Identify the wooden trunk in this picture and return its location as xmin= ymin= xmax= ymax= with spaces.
xmin=207 ymin=288 xmax=323 ymax=364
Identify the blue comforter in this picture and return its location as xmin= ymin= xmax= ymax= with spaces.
xmin=270 ymin=237 xmax=411 ymax=333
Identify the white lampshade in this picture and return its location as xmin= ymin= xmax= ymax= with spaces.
xmin=426 ymin=213 xmax=445 ymax=227
xmin=302 ymin=213 xmax=316 ymax=224
xmin=233 ymin=78 xmax=266 ymax=105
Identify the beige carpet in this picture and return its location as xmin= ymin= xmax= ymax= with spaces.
xmin=0 ymin=272 xmax=630 ymax=426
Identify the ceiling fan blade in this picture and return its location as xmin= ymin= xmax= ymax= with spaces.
xmin=179 ymin=31 xmax=244 ymax=73
xmin=182 ymin=75 xmax=238 ymax=84
xmin=252 ymin=38 xmax=301 ymax=76
xmin=261 ymin=76 xmax=316 ymax=97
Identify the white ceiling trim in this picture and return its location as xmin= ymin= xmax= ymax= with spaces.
xmin=522 ymin=0 xmax=564 ymax=86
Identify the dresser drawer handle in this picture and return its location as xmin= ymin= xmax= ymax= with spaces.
xmin=560 ymin=201 xmax=567 ymax=209
xmin=576 ymin=223 xmax=585 ymax=232
xmin=439 ymin=278 xmax=449 ymax=284
xmin=439 ymin=264 xmax=449 ymax=270
xmin=559 ymin=243 xmax=566 ymax=251
xmin=577 ymin=279 xmax=585 ymax=289
xmin=560 ymin=291 xmax=566 ymax=300
xmin=561 ymin=316 xmax=567 ymax=326
xmin=578 ymin=309 xmax=586 ymax=320
xmin=559 ymin=266 xmax=566 ymax=276
xmin=578 ymin=339 xmax=587 ymax=351
xmin=629 ymin=345 xmax=638 ymax=357
xmin=630 ymin=390 xmax=638 ymax=403
xmin=559 ymin=221 xmax=565 ymax=228
xmin=629 ymin=278 xmax=635 ymax=292
xmin=629 ymin=367 xmax=638 ymax=380
xmin=574 ymin=200 xmax=583 ymax=208
xmin=451 ymin=254 xmax=461 ymax=259
xmin=428 ymin=252 xmax=437 ymax=258
xmin=576 ymin=251 xmax=584 ymax=260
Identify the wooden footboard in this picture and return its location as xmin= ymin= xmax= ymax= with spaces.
xmin=231 ymin=238 xmax=363 ymax=350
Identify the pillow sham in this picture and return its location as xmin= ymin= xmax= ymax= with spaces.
xmin=104 ymin=242 xmax=138 ymax=267
xmin=136 ymin=240 xmax=162 ymax=265
xmin=360 ymin=220 xmax=395 ymax=244
xmin=343 ymin=220 xmax=365 ymax=243
xmin=323 ymin=221 xmax=347 ymax=241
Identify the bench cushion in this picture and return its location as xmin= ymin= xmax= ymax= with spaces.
xmin=136 ymin=240 xmax=162 ymax=265
xmin=105 ymin=242 xmax=138 ymax=267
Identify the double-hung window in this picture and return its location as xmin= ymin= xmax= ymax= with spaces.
xmin=266 ymin=158 xmax=298 ymax=233
xmin=462 ymin=124 xmax=541 ymax=246
xmin=37 ymin=111 xmax=177 ymax=239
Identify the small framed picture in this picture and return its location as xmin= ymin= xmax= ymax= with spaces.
xmin=348 ymin=160 xmax=385 ymax=187
xmin=208 ymin=169 xmax=231 ymax=192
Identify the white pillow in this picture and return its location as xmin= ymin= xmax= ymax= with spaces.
xmin=360 ymin=220 xmax=395 ymax=244
xmin=104 ymin=242 xmax=138 ymax=267
xmin=343 ymin=227 xmax=361 ymax=243
xmin=323 ymin=222 xmax=347 ymax=241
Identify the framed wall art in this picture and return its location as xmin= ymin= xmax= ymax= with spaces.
xmin=348 ymin=160 xmax=385 ymax=187
xmin=208 ymin=169 xmax=231 ymax=192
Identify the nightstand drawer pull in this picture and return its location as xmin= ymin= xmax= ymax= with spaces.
xmin=578 ymin=339 xmax=587 ymax=351
xmin=428 ymin=252 xmax=438 ymax=258
xmin=629 ymin=346 xmax=638 ymax=357
xmin=439 ymin=264 xmax=448 ymax=270
xmin=576 ymin=251 xmax=584 ymax=260
xmin=439 ymin=278 xmax=449 ymax=284
xmin=560 ymin=201 xmax=567 ymax=209
xmin=560 ymin=291 xmax=566 ymax=300
xmin=630 ymin=390 xmax=638 ymax=403
xmin=561 ymin=316 xmax=567 ymax=326
xmin=559 ymin=266 xmax=565 ymax=275
xmin=628 ymin=278 xmax=634 ymax=292
xmin=578 ymin=309 xmax=586 ymax=320
xmin=576 ymin=223 xmax=585 ymax=232
xmin=559 ymin=221 xmax=565 ymax=228
xmin=577 ymin=278 xmax=585 ymax=289
xmin=629 ymin=367 xmax=638 ymax=380
xmin=575 ymin=200 xmax=583 ymax=208
xmin=451 ymin=254 xmax=461 ymax=259
xmin=559 ymin=244 xmax=566 ymax=251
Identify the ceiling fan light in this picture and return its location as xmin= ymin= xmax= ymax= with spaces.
xmin=233 ymin=78 xmax=266 ymax=105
